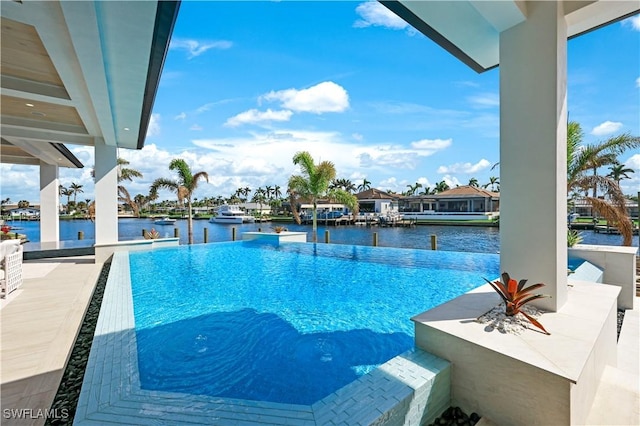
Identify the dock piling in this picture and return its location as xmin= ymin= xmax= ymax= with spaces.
xmin=430 ymin=235 xmax=437 ymax=250
xmin=174 ymin=228 xmax=179 ymax=238
xmin=232 ymin=227 xmax=236 ymax=241
xmin=204 ymin=227 xmax=209 ymax=243
xmin=325 ymin=230 xmax=330 ymax=244
xmin=373 ymin=232 xmax=378 ymax=247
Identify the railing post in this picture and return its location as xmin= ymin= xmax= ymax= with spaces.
xmin=174 ymin=227 xmax=179 ymax=238
xmin=78 ymin=231 xmax=84 ymax=240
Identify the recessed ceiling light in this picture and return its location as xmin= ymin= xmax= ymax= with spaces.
xmin=25 ymin=103 xmax=34 ymax=107
xmin=123 ymin=127 xmax=130 ymax=131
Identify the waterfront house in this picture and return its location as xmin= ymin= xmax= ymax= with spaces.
xmin=399 ymin=186 xmax=499 ymax=220
xmin=355 ymin=188 xmax=399 ymax=215
xmin=7 ymin=206 xmax=40 ymax=220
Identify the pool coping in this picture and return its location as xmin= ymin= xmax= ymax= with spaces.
xmin=74 ymin=250 xmax=451 ymax=425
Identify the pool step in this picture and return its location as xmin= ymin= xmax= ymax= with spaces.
xmin=586 ymin=309 xmax=640 ymax=425
xmin=312 ymin=349 xmax=451 ymax=426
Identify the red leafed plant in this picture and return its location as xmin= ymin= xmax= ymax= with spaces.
xmin=483 ymin=272 xmax=550 ymax=335
xmin=1 ymin=225 xmax=10 ymax=234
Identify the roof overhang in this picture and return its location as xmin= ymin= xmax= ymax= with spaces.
xmin=0 ymin=0 xmax=179 ymax=168
xmin=381 ymin=0 xmax=639 ymax=73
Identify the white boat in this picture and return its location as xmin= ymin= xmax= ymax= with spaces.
xmin=209 ymin=205 xmax=255 ymax=224
xmin=154 ymin=217 xmax=176 ymax=225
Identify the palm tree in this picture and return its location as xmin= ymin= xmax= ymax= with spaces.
xmin=150 ymin=158 xmax=209 ymax=244
xmin=287 ymin=151 xmax=358 ymax=242
xmin=357 ymin=178 xmax=372 ymax=192
xmin=468 ymin=177 xmax=479 ymax=187
xmin=567 ymin=121 xmax=639 ymax=245
xmin=273 ymin=185 xmax=282 ymax=200
xmin=243 ymin=186 xmax=251 ymax=201
xmin=434 ymin=181 xmax=450 ymax=193
xmin=483 ymin=176 xmax=500 ymax=192
xmin=607 ymin=163 xmax=635 ymax=186
xmin=420 ymin=186 xmax=434 ymax=195
xmin=118 ymin=186 xmax=140 ymax=217
xmin=253 ymin=187 xmax=267 ymax=216
xmin=70 ymin=182 xmax=83 ymax=206
xmin=60 ymin=187 xmax=74 ymax=213
xmin=405 ymin=182 xmax=422 ymax=196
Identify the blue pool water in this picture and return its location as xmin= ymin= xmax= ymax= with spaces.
xmin=130 ymin=241 xmax=499 ymax=405
xmin=568 ymin=257 xmax=587 ymax=271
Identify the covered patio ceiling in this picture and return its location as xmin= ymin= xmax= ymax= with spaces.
xmin=381 ymin=0 xmax=639 ymax=72
xmin=0 ymin=0 xmax=179 ymax=169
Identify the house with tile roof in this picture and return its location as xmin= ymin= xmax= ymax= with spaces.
xmin=355 ymin=188 xmax=398 ymax=215
xmin=399 ymin=185 xmax=500 ymax=220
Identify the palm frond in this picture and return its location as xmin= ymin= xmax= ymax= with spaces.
xmin=586 ymin=197 xmax=633 ymax=245
xmin=292 ymin=151 xmax=316 ymax=178
xmin=169 ymin=159 xmax=193 ymax=186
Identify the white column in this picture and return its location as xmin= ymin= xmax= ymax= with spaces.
xmin=39 ymin=162 xmax=60 ymax=243
xmin=94 ymin=138 xmax=118 ymax=246
xmin=499 ymin=1 xmax=568 ymax=311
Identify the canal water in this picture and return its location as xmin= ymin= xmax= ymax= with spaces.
xmin=7 ymin=218 xmax=633 ymax=253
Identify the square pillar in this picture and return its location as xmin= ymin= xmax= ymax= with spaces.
xmin=499 ymin=1 xmax=568 ymax=311
xmin=94 ymin=138 xmax=118 ymax=247
xmin=39 ymin=162 xmax=60 ymax=243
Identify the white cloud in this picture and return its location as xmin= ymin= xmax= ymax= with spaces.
xmin=455 ymin=81 xmax=480 ymax=88
xmin=437 ymin=159 xmax=491 ymax=174
xmin=621 ymin=15 xmax=640 ymax=31
xmin=0 ymin=164 xmax=41 ymax=202
xmin=636 ymin=76 xmax=640 ymax=88
xmin=169 ymin=38 xmax=232 ymax=59
xmin=591 ymin=121 xmax=623 ymax=136
xmin=353 ymin=1 xmax=413 ymax=34
xmin=624 ymin=153 xmax=640 ymax=171
xmin=261 ymin=81 xmax=349 ymax=114
xmin=146 ymin=113 xmax=160 ymax=137
xmin=352 ymin=133 xmax=364 ymax=141
xmin=190 ymin=124 xmax=203 ymax=131
xmin=467 ymin=93 xmax=499 ymax=108
xmin=442 ymin=175 xmax=462 ymax=188
xmin=196 ymin=103 xmax=215 ymax=114
xmin=410 ymin=138 xmax=452 ymax=154
xmin=174 ymin=112 xmax=186 ymax=121
xmin=225 ymin=109 xmax=293 ymax=127
xmin=619 ymin=154 xmax=639 ymax=196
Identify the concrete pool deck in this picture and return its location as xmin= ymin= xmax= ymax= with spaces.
xmin=1 ymin=256 xmax=102 ymax=426
xmin=1 ymin=252 xmax=638 ymax=425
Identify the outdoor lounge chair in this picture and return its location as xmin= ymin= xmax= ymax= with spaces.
xmin=0 ymin=239 xmax=23 ymax=298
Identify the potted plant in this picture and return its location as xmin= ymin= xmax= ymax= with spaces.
xmin=483 ymin=272 xmax=550 ymax=335
xmin=272 ymin=226 xmax=287 ymax=234
xmin=143 ymin=228 xmax=160 ymax=240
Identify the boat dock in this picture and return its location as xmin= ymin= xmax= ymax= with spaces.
xmin=301 ymin=215 xmax=416 ymax=227
xmin=594 ymin=225 xmax=639 ymax=235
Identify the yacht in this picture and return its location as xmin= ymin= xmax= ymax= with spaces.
xmin=154 ymin=217 xmax=176 ymax=225
xmin=209 ymin=205 xmax=255 ymax=224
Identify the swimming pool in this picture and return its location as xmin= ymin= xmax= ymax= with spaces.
xmin=129 ymin=241 xmax=499 ymax=405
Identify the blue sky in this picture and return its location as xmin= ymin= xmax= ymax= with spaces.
xmin=2 ymin=2 xmax=639 ymax=203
